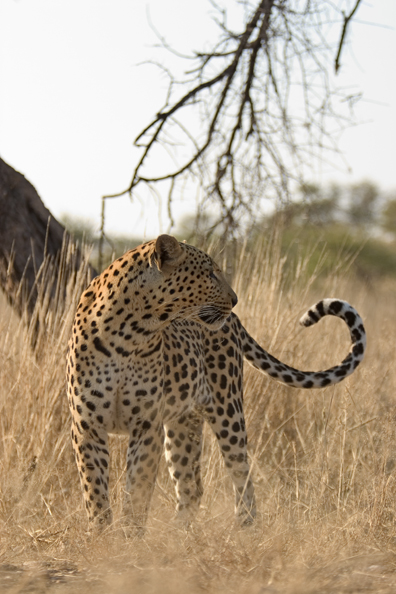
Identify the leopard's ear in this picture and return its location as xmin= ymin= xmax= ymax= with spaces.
xmin=153 ymin=235 xmax=186 ymax=272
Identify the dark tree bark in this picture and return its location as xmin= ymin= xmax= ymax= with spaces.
xmin=0 ymin=157 xmax=96 ymax=319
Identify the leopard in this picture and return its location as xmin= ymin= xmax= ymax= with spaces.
xmin=66 ymin=234 xmax=366 ymax=530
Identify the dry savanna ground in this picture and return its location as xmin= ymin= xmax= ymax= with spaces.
xmin=0 ymin=237 xmax=396 ymax=593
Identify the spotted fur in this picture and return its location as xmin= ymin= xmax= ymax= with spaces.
xmin=66 ymin=235 xmax=366 ymax=530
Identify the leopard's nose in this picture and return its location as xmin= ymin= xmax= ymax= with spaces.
xmin=231 ymin=294 xmax=238 ymax=308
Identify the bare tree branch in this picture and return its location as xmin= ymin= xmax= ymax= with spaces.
xmin=103 ymin=1 xmax=364 ymax=238
xmin=335 ymin=0 xmax=363 ymax=74
xmin=130 ymin=0 xmax=273 ymax=193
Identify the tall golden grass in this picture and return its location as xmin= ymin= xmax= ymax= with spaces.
xmin=0 ymin=233 xmax=395 ymax=593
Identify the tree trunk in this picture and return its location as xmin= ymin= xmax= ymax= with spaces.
xmin=0 ymin=157 xmax=96 ymax=319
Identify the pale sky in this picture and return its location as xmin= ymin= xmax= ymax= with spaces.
xmin=1 ymin=1 xmax=395 ymax=237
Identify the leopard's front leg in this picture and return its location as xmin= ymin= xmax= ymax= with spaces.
xmin=71 ymin=422 xmax=112 ymax=529
xmin=205 ymin=396 xmax=256 ymax=526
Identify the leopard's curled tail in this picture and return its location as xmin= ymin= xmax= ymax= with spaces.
xmin=240 ymin=299 xmax=366 ymax=388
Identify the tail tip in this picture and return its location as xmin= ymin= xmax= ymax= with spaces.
xmin=299 ymin=312 xmax=315 ymax=327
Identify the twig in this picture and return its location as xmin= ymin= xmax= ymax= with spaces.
xmin=334 ymin=0 xmax=363 ymax=74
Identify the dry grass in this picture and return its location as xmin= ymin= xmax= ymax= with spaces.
xmin=0 ymin=236 xmax=396 ymax=593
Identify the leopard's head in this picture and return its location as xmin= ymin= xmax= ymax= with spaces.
xmin=150 ymin=235 xmax=237 ymax=330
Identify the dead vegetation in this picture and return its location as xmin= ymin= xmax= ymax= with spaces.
xmin=0 ymin=235 xmax=395 ymax=593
